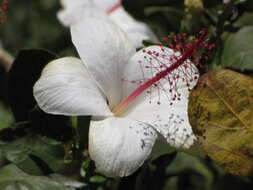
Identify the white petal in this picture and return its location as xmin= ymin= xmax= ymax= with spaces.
xmin=92 ymin=1 xmax=157 ymax=48
xmin=126 ymin=100 xmax=196 ymax=149
xmin=93 ymin=0 xmax=119 ymax=11
xmin=89 ymin=116 xmax=157 ymax=177
xmin=121 ymin=46 xmax=199 ymax=149
xmin=57 ymin=0 xmax=107 ymax=26
xmin=71 ymin=18 xmax=135 ymax=108
xmin=109 ymin=7 xmax=158 ymax=48
xmin=33 ymin=57 xmax=112 ymax=116
xmin=223 ymin=0 xmax=231 ymax=4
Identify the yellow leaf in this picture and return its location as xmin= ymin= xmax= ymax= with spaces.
xmin=189 ymin=69 xmax=253 ymax=176
xmin=184 ymin=0 xmax=204 ymax=9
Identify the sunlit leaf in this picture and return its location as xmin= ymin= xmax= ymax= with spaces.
xmin=89 ymin=176 xmax=107 ymax=183
xmin=189 ymin=69 xmax=253 ymax=176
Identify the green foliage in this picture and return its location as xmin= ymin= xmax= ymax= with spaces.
xmin=0 ymin=103 xmax=13 ymax=130
xmin=0 ymin=164 xmax=85 ymax=190
xmin=89 ymin=176 xmax=107 ymax=184
xmin=0 ymin=135 xmax=64 ymax=174
xmin=0 ymin=0 xmax=75 ymax=56
xmin=233 ymin=12 xmax=253 ymax=27
xmin=221 ymin=26 xmax=253 ymax=71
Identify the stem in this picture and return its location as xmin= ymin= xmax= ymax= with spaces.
xmin=112 ymin=30 xmax=207 ymax=116
xmin=0 ymin=48 xmax=13 ymax=71
xmin=213 ymin=0 xmax=236 ymax=66
xmin=216 ymin=0 xmax=235 ymax=41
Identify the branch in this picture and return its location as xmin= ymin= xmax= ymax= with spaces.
xmin=215 ymin=0 xmax=235 ymax=43
xmin=0 ymin=48 xmax=13 ymax=71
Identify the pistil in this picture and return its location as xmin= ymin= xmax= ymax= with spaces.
xmin=106 ymin=2 xmax=121 ymax=14
xmin=112 ymin=30 xmax=208 ymax=116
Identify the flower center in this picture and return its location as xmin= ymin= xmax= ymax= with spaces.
xmin=112 ymin=30 xmax=211 ymax=116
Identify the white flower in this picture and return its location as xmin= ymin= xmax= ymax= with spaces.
xmin=223 ymin=0 xmax=231 ymax=4
xmin=57 ymin=0 xmax=157 ymax=48
xmin=33 ymin=16 xmax=199 ymax=177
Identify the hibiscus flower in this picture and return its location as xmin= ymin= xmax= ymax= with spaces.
xmin=33 ymin=13 xmax=204 ymax=176
xmin=57 ymin=0 xmax=157 ymax=48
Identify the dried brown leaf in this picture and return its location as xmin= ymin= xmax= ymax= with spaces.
xmin=189 ymin=69 xmax=253 ymax=176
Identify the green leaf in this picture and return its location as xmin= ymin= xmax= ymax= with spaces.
xmin=221 ymin=26 xmax=253 ymax=71
xmin=0 ymin=164 xmax=85 ymax=190
xmin=89 ymin=176 xmax=107 ymax=183
xmin=81 ymin=158 xmax=91 ymax=170
xmin=142 ymin=40 xmax=156 ymax=47
xmin=233 ymin=12 xmax=253 ymax=28
xmin=165 ymin=152 xmax=213 ymax=189
xmin=149 ymin=141 xmax=176 ymax=161
xmin=166 ymin=153 xmax=212 ymax=177
xmin=189 ymin=69 xmax=253 ymax=176
xmin=0 ymin=135 xmax=64 ymax=175
xmin=80 ymin=158 xmax=91 ymax=178
xmin=144 ymin=6 xmax=184 ymax=32
xmin=49 ymin=174 xmax=86 ymax=189
xmin=0 ymin=103 xmax=13 ymax=130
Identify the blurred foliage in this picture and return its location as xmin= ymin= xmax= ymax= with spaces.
xmin=0 ymin=164 xmax=85 ymax=190
xmin=221 ymin=26 xmax=253 ymax=71
xmin=0 ymin=0 xmax=77 ymax=57
xmin=0 ymin=0 xmax=253 ymax=190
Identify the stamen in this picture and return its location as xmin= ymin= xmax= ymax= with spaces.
xmin=0 ymin=0 xmax=9 ymax=23
xmin=113 ymin=30 xmax=210 ymax=116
